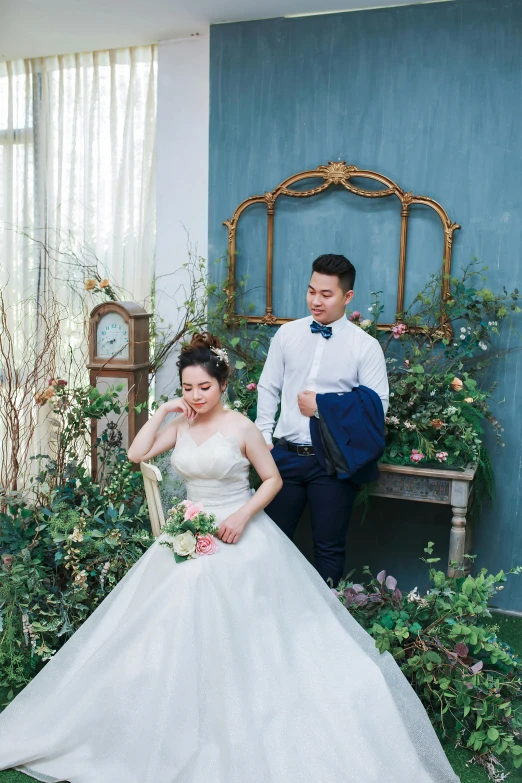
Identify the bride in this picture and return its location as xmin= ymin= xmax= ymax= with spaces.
xmin=0 ymin=333 xmax=460 ymax=783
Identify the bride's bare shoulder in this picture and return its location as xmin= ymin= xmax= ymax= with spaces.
xmin=225 ymin=411 xmax=263 ymax=441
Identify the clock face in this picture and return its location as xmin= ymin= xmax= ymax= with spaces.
xmin=96 ymin=312 xmax=129 ymax=359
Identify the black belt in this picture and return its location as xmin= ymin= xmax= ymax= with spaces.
xmin=276 ymin=438 xmax=315 ymax=457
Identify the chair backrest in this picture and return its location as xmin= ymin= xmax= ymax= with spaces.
xmin=140 ymin=462 xmax=166 ymax=537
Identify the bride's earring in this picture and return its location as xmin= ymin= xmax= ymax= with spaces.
xmin=221 ymin=387 xmax=230 ymax=410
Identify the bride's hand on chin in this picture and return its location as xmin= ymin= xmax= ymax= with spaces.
xmin=161 ymin=398 xmax=196 ymax=421
xmin=217 ymin=511 xmax=249 ymax=544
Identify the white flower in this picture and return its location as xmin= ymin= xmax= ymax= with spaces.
xmin=488 ymin=320 xmax=498 ymax=327
xmin=406 ymin=586 xmax=428 ymax=606
xmin=69 ymin=527 xmax=84 ymax=543
xmin=430 ymin=390 xmax=436 ymax=396
xmin=478 ymin=341 xmax=487 ymax=351
xmin=368 ymin=306 xmax=373 ymax=312
xmin=360 ymin=319 xmax=372 ymax=329
xmin=460 ymin=327 xmax=466 ymax=333
xmin=390 ymin=392 xmax=395 ymax=398
xmin=210 ymin=346 xmax=230 ymax=365
xmin=234 ymin=400 xmax=242 ymax=407
xmin=460 ymin=334 xmax=466 ymax=340
xmin=172 ymin=531 xmax=197 ymax=558
xmin=445 ymin=406 xmax=458 ymax=415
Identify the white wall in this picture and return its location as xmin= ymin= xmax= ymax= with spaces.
xmin=155 ymin=35 xmax=210 ymax=399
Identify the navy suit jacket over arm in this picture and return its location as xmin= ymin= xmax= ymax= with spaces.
xmin=309 ymin=385 xmax=386 ymax=484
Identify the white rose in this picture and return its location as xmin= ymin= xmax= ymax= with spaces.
xmin=172 ymin=531 xmax=197 ymax=558
xmin=360 ymin=319 xmax=372 ymax=329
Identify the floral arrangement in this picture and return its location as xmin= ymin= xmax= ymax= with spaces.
xmin=332 ymin=543 xmax=522 ymax=777
xmin=347 ymin=262 xmax=520 ymax=472
xmin=160 ymin=499 xmax=220 ymax=563
xmin=84 ymin=276 xmax=117 ymax=301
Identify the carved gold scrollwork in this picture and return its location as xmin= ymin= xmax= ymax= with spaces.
xmin=260 ymin=313 xmax=278 ymax=326
xmin=264 ymin=192 xmax=276 ymax=213
xmin=223 ymin=161 xmax=460 ymax=330
xmin=316 ymin=161 xmax=358 ymax=183
xmin=223 ymin=217 xmax=237 ymax=246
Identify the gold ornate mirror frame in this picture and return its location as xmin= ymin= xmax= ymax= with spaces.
xmin=223 ymin=161 xmax=460 ymax=331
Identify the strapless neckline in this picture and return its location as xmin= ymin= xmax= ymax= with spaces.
xmin=181 ymin=428 xmax=242 ymax=452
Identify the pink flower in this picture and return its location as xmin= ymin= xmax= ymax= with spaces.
xmin=410 ymin=449 xmax=424 ymax=463
xmin=392 ymin=322 xmax=408 ymax=339
xmin=196 ymin=534 xmax=218 ymax=556
xmin=349 ymin=311 xmax=361 ymax=323
xmin=182 ymin=500 xmax=204 ymax=521
xmin=246 ymin=382 xmax=257 ymax=391
xmin=436 ymin=451 xmax=448 ymax=462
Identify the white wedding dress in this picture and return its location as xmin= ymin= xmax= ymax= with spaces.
xmin=0 ymin=430 xmax=460 ymax=783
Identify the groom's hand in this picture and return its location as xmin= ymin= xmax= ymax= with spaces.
xmin=297 ymin=390 xmax=317 ymax=417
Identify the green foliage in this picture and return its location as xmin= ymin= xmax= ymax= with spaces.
xmin=35 ymin=380 xmax=128 ymax=479
xmin=333 ymin=543 xmax=522 ymax=774
xmin=0 ymin=390 xmax=152 ymax=704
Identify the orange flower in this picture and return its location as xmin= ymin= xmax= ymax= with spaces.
xmin=430 ymin=418 xmax=444 ymax=430
xmin=35 ymin=387 xmax=54 ymax=405
xmin=84 ymin=279 xmax=97 ymax=291
xmin=450 ymin=377 xmax=463 ymax=391
xmin=99 ymin=278 xmax=110 ymax=288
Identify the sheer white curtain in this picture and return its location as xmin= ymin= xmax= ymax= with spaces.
xmin=0 ymin=46 xmax=157 ymax=488
xmin=0 ymin=44 xmax=157 ymax=313
xmin=40 ymin=47 xmax=157 ymax=303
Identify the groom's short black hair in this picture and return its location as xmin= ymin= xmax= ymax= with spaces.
xmin=311 ymin=254 xmax=356 ymax=294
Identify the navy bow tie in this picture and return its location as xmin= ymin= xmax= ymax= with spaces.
xmin=310 ymin=321 xmax=333 ymax=339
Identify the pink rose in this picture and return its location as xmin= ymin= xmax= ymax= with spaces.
xmin=349 ymin=311 xmax=361 ymax=322
xmin=246 ymin=382 xmax=257 ymax=391
xmin=410 ymin=449 xmax=424 ymax=463
xmin=182 ymin=500 xmax=204 ymax=521
xmin=436 ymin=451 xmax=448 ymax=462
xmin=392 ymin=322 xmax=408 ymax=339
xmin=196 ymin=534 xmax=218 ymax=556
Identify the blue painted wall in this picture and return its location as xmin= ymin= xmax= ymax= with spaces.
xmin=209 ymin=0 xmax=522 ymax=610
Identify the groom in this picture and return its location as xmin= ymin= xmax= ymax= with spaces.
xmin=255 ymin=253 xmax=389 ymax=585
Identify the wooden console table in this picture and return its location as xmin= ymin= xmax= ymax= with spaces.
xmin=370 ymin=463 xmax=478 ymax=577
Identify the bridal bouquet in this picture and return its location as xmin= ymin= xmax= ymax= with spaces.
xmin=160 ymin=499 xmax=220 ymax=563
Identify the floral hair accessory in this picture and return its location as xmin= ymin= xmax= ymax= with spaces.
xmin=210 ymin=346 xmax=229 ymax=365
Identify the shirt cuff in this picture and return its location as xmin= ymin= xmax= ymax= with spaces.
xmin=261 ymin=430 xmax=273 ymax=445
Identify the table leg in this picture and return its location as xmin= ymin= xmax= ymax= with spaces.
xmin=464 ymin=517 xmax=474 ymax=577
xmin=448 ymin=480 xmax=470 ymax=577
xmin=448 ymin=505 xmax=467 ymax=577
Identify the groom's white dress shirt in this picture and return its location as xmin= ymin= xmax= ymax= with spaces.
xmin=256 ymin=314 xmax=389 ymax=446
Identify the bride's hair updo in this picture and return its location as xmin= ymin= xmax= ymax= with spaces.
xmin=177 ymin=332 xmax=230 ymax=386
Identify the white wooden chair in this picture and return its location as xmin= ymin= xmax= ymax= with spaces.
xmin=140 ymin=462 xmax=166 ymax=537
